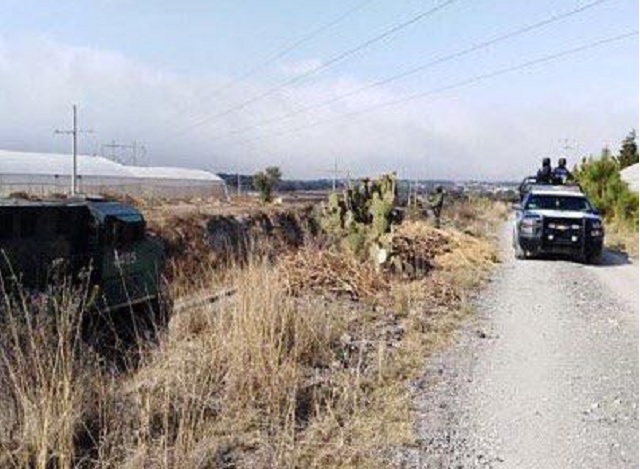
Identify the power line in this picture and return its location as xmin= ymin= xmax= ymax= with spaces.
xmin=167 ymin=0 xmax=377 ymax=120
xmin=224 ymin=30 xmax=638 ymax=150
xmin=202 ymin=0 xmax=376 ymax=99
xmin=208 ymin=0 xmax=611 ymax=143
xmin=175 ymin=0 xmax=458 ymax=136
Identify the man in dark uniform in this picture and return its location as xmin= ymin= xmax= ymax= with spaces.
xmin=536 ymin=157 xmax=553 ymax=184
xmin=428 ymin=185 xmax=445 ymax=228
xmin=552 ymin=157 xmax=573 ymax=184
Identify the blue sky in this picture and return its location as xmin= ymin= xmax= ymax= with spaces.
xmin=0 ymin=0 xmax=637 ymax=179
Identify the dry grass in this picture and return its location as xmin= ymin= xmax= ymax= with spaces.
xmin=446 ymin=197 xmax=510 ymax=238
xmin=0 ymin=276 xmax=98 ymax=468
xmin=0 ymin=198 xmax=505 ymax=468
xmin=278 ymin=247 xmax=389 ymax=301
xmin=604 ymin=221 xmax=639 ymax=258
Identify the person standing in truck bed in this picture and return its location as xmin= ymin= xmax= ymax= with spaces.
xmin=552 ymin=157 xmax=573 ymax=185
xmin=536 ymin=157 xmax=553 ymax=184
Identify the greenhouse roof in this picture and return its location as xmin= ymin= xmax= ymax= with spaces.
xmin=0 ymin=149 xmax=223 ymax=182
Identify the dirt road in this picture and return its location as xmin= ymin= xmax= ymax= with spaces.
xmin=395 ymin=224 xmax=638 ymax=468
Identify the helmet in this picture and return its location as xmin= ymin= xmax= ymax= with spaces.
xmin=558 ymin=157 xmax=567 ymax=167
xmin=542 ymin=157 xmax=551 ymax=166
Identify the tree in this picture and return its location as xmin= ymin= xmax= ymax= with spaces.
xmin=253 ymin=166 xmax=282 ymax=203
xmin=617 ymin=129 xmax=638 ymax=169
xmin=574 ymin=150 xmax=638 ymax=230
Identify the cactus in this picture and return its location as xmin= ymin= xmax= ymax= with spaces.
xmin=368 ymin=192 xmax=393 ymax=240
xmin=317 ymin=172 xmax=402 ymax=262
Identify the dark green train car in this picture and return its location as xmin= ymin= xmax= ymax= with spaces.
xmin=0 ymin=198 xmax=164 ymax=313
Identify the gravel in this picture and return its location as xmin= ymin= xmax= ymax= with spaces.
xmin=392 ymin=223 xmax=638 ymax=468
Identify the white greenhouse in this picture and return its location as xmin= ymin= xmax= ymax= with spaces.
xmin=0 ymin=149 xmax=228 ymax=199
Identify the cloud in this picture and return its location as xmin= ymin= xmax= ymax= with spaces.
xmin=0 ymin=35 xmax=636 ymax=181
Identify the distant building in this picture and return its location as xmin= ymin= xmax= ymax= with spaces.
xmin=0 ymin=149 xmax=228 ymax=199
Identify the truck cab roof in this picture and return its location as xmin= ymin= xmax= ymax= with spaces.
xmin=87 ymin=201 xmax=144 ymax=223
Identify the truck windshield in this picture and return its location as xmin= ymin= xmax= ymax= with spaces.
xmin=525 ymin=195 xmax=593 ymax=212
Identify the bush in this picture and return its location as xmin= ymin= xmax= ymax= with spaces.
xmin=253 ymin=166 xmax=282 ymax=203
xmin=574 ymin=148 xmax=638 ymax=232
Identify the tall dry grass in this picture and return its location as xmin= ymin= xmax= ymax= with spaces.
xmin=0 ymin=274 xmax=98 ymax=468
xmin=0 ymin=261 xmax=411 ymax=467
xmin=0 ymin=198 xmax=504 ymax=468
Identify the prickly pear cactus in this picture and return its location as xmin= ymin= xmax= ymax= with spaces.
xmin=320 ymin=192 xmax=346 ymax=237
xmin=368 ymin=192 xmax=393 ymax=240
xmin=317 ymin=172 xmax=401 ymax=261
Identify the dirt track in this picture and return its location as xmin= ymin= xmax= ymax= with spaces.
xmin=394 ymin=223 xmax=638 ymax=468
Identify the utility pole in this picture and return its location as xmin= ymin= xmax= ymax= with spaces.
xmin=237 ymin=172 xmax=241 ymax=197
xmin=127 ymin=141 xmax=147 ymax=165
xmin=54 ymin=105 xmax=92 ymax=196
xmin=559 ymin=138 xmax=578 ymax=158
xmin=101 ymin=140 xmax=146 ymax=165
xmin=316 ymin=159 xmax=349 ymax=192
xmin=102 ymin=140 xmax=119 ymax=162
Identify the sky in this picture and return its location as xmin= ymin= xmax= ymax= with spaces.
xmin=0 ymin=0 xmax=637 ymax=180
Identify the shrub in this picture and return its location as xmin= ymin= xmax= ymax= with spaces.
xmin=574 ymin=147 xmax=638 ymax=232
xmin=253 ymin=166 xmax=282 ymax=203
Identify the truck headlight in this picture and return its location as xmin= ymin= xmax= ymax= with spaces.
xmin=522 ymin=217 xmax=541 ymax=227
xmin=521 ymin=217 xmax=541 ymax=234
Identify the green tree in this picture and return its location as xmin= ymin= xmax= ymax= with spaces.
xmin=617 ymin=129 xmax=638 ymax=169
xmin=574 ymin=146 xmax=638 ymax=230
xmin=253 ymin=166 xmax=282 ymax=203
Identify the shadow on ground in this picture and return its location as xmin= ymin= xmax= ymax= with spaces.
xmin=594 ymin=249 xmax=632 ymax=267
xmin=521 ymin=249 xmax=632 ymax=267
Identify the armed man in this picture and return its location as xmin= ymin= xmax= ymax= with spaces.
xmin=536 ymin=157 xmax=553 ymax=184
xmin=428 ymin=185 xmax=445 ymax=228
xmin=552 ymin=157 xmax=573 ymax=185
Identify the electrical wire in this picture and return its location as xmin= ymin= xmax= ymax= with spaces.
xmin=175 ymin=0 xmax=459 ymax=135
xmin=224 ymin=30 xmax=638 ymax=150
xmin=170 ymin=0 xmax=377 ymax=118
xmin=208 ymin=0 xmax=612 ymax=142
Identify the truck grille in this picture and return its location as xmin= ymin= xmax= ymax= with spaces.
xmin=542 ymin=217 xmax=585 ymax=247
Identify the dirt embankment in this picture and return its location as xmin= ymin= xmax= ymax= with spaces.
xmin=147 ymin=205 xmax=320 ymax=284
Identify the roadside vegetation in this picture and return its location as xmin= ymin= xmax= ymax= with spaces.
xmin=0 ymin=195 xmax=507 ymax=468
xmin=253 ymin=166 xmax=283 ymax=204
xmin=574 ymin=130 xmax=639 ymax=256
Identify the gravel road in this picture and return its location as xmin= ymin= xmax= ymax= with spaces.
xmin=394 ymin=223 xmax=638 ymax=468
